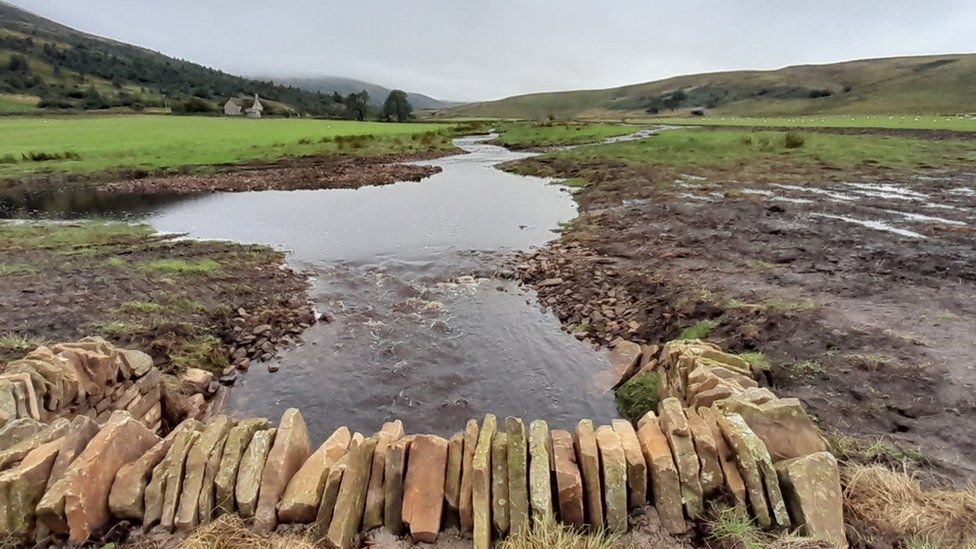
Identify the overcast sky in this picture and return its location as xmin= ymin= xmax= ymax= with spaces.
xmin=8 ymin=1 xmax=976 ymax=101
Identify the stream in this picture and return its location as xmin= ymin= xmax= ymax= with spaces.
xmin=2 ymin=135 xmax=617 ymax=440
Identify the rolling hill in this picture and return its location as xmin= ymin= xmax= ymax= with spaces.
xmin=271 ymin=76 xmax=459 ymax=110
xmin=444 ymin=54 xmax=976 ymax=119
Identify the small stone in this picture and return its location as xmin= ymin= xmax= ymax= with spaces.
xmin=550 ymin=430 xmax=584 ymax=528
xmin=611 ymin=419 xmax=648 ymax=509
xmin=459 ymin=418 xmax=479 ymax=532
xmin=491 ymin=432 xmax=510 ymax=535
xmin=235 ymin=428 xmax=276 ymax=518
xmin=254 ymin=409 xmax=311 ymax=533
xmin=595 ymin=426 xmax=627 ymax=534
xmin=443 ymin=432 xmax=464 ymax=529
xmin=326 ymin=435 xmax=377 ymax=549
xmin=279 ymin=426 xmax=351 ymax=523
xmin=636 ymin=412 xmax=686 ymax=534
xmin=175 ymin=415 xmax=232 ymax=531
xmin=179 ymin=368 xmax=214 ymax=393
xmin=214 ymin=418 xmax=268 ymax=516
xmin=506 ymin=417 xmax=530 ymax=535
xmin=574 ymin=419 xmax=604 ymax=529
xmin=528 ymin=419 xmax=553 ymax=525
xmin=402 ymin=434 xmax=447 ymax=544
xmin=775 ymin=451 xmax=846 ymax=547
xmin=609 ymin=340 xmax=643 ymax=389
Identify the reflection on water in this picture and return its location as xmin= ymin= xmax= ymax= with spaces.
xmin=0 ymin=183 xmax=188 ymax=220
xmin=2 ymin=136 xmax=617 ymax=436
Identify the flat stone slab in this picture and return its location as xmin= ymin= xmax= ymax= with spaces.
xmin=235 ymin=428 xmax=276 ymax=519
xmin=574 ymin=419 xmax=603 ymax=529
xmin=659 ymin=397 xmax=704 ymax=519
xmin=505 ymin=417 xmax=530 ymax=536
xmin=175 ymin=415 xmax=232 ymax=531
xmin=363 ymin=420 xmax=404 ymax=531
xmin=636 ymin=411 xmax=686 ymax=534
xmin=214 ymin=418 xmax=267 ymax=516
xmin=612 ymin=419 xmax=648 ymax=509
xmin=254 ymin=409 xmax=311 ymax=533
xmin=443 ymin=431 xmax=464 ymax=530
xmin=595 ymin=425 xmax=627 ymax=534
xmin=491 ymin=432 xmax=510 ymax=535
xmin=685 ymin=408 xmax=724 ymax=497
xmin=550 ymin=429 xmax=584 ymax=528
xmin=402 ymin=434 xmax=448 ymax=544
xmin=279 ymin=425 xmax=351 ymax=523
xmin=775 ymin=451 xmax=846 ymax=547
xmin=528 ymin=419 xmax=553 ymax=526
xmin=458 ymin=419 xmax=479 ymax=533
xmin=326 ymin=435 xmax=377 ymax=549
xmin=472 ymin=415 xmax=497 ymax=549
xmin=383 ymin=437 xmax=408 ymax=535
xmin=0 ymin=438 xmax=63 ymax=542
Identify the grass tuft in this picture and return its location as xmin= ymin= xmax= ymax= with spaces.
xmin=140 ymin=258 xmax=221 ymax=275
xmin=497 ymin=517 xmax=619 ymax=549
xmin=738 ymin=351 xmax=770 ymax=371
xmin=615 ymin=371 xmax=662 ymax=423
xmin=706 ymin=504 xmax=830 ymax=549
xmin=177 ymin=513 xmax=318 ymax=549
xmin=678 ymin=319 xmax=719 ymax=340
xmin=0 ymin=332 xmax=48 ymax=356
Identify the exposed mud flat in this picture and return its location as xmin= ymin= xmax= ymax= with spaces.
xmin=510 ymin=154 xmax=976 ymax=485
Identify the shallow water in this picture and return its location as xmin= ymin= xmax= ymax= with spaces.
xmin=2 ymin=135 xmax=617 ymax=439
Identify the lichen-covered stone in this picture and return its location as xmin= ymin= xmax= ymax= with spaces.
xmin=595 ymin=425 xmax=627 ymax=534
xmin=46 ymin=415 xmax=99 ymax=489
xmin=550 ymin=429 xmax=584 ymax=528
xmin=491 ymin=432 xmax=510 ymax=535
xmin=197 ymin=424 xmax=230 ymax=524
xmin=214 ymin=418 xmax=268 ymax=516
xmin=279 ymin=426 xmax=350 ymax=523
xmin=472 ymin=414 xmax=497 ymax=549
xmin=719 ymin=397 xmax=826 ymax=462
xmin=698 ymin=406 xmax=746 ymax=508
xmin=142 ymin=427 xmax=199 ymax=528
xmin=235 ymin=428 xmax=275 ymax=519
xmin=175 ymin=415 xmax=232 ymax=531
xmin=658 ymin=397 xmax=703 ymax=518
xmin=326 ymin=435 xmax=378 ymax=549
xmin=775 ymin=451 xmax=846 ymax=547
xmin=0 ymin=417 xmax=69 ymax=469
xmin=314 ymin=434 xmax=363 ymax=536
xmin=254 ymin=409 xmax=311 ymax=533
xmin=458 ymin=418 xmax=479 ymax=532
xmin=717 ymin=413 xmax=771 ymax=527
xmin=443 ymin=431 xmax=464 ymax=529
xmin=636 ymin=412 xmax=686 ymax=534
xmin=574 ymin=419 xmax=603 ymax=529
xmin=685 ymin=408 xmax=724 ymax=497
xmin=363 ymin=420 xmax=404 ymax=531
xmin=0 ymin=417 xmax=44 ymax=449
xmin=383 ymin=437 xmax=408 ymax=534
xmin=0 ymin=438 xmax=63 ymax=541
xmin=527 ymin=419 xmax=553 ymax=525
xmin=611 ymin=419 xmax=648 ymax=509
xmin=505 ymin=417 xmax=530 ymax=535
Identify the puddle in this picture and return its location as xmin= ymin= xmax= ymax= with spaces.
xmin=810 ymin=213 xmax=926 ymax=239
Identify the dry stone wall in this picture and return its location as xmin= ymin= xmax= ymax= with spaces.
xmin=0 ymin=339 xmax=846 ymax=547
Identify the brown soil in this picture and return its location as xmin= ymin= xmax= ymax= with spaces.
xmin=0 ymin=224 xmax=315 ymax=378
xmin=507 ymin=155 xmax=976 ymax=487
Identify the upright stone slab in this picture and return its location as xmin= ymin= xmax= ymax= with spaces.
xmin=46 ymin=415 xmax=99 ymax=489
xmin=254 ymin=409 xmax=311 ymax=533
xmin=550 ymin=429 xmax=584 ymax=528
xmin=685 ymin=408 xmax=724 ymax=497
xmin=472 ymin=414 xmax=497 ymax=549
xmin=214 ymin=418 xmax=268 ymax=516
xmin=595 ymin=426 xmax=627 ymax=534
xmin=363 ymin=420 xmax=405 ymax=531
xmin=142 ymin=427 xmax=200 ymax=528
xmin=528 ymin=419 xmax=553 ymax=525
xmin=611 ymin=419 xmax=648 ymax=509
xmin=0 ymin=438 xmax=63 ymax=542
xmin=698 ymin=406 xmax=746 ymax=507
xmin=458 ymin=419 xmax=479 ymax=533
xmin=235 ymin=428 xmax=276 ymax=519
xmin=197 ymin=426 xmax=230 ymax=524
xmin=53 ymin=412 xmax=158 ymax=543
xmin=175 ymin=415 xmax=232 ymax=531
xmin=658 ymin=398 xmax=704 ymax=518
xmin=110 ymin=419 xmax=200 ymax=521
xmin=0 ymin=417 xmax=69 ymax=469
xmin=574 ymin=419 xmax=603 ymax=529
xmin=491 ymin=432 xmax=510 ymax=535
xmin=774 ymin=451 xmax=846 ymax=547
xmin=720 ymin=397 xmax=826 ymax=461
xmin=326 ymin=435 xmax=378 ymax=549
xmin=383 ymin=437 xmax=408 ymax=534
xmin=723 ymin=413 xmax=790 ymax=528
xmin=402 ymin=434 xmax=448 ymax=544
xmin=505 ymin=417 xmax=530 ymax=535
xmin=610 ymin=340 xmax=643 ymax=389
xmin=315 ymin=434 xmax=363 ymax=536
xmin=279 ymin=426 xmax=351 ymax=523
xmin=636 ymin=412 xmax=686 ymax=534
xmin=443 ymin=432 xmax=464 ymax=529
xmin=717 ymin=413 xmax=771 ymax=527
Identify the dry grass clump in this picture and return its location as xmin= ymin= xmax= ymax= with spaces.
xmin=705 ymin=504 xmax=829 ymax=549
xmin=843 ymin=464 xmax=976 ymax=547
xmin=497 ymin=518 xmax=620 ymax=549
xmin=177 ymin=514 xmax=317 ymax=549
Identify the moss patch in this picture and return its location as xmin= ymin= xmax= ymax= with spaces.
xmin=615 ymin=371 xmax=662 ymax=423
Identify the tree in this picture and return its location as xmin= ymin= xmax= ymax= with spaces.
xmin=344 ymin=90 xmax=369 ymax=121
xmin=6 ymin=54 xmax=30 ymax=73
xmin=381 ymin=90 xmax=413 ymax=122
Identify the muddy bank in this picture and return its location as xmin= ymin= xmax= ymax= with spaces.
xmin=0 ymin=222 xmax=314 ymax=377
xmin=507 ymin=155 xmax=976 ymax=485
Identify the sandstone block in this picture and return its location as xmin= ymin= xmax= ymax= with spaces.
xmin=574 ymin=419 xmax=603 ymax=529
xmin=612 ymin=419 xmax=648 ymax=509
xmin=698 ymin=406 xmax=746 ymax=507
xmin=443 ymin=431 xmax=464 ymax=529
xmin=636 ymin=412 xmax=686 ymax=534
xmin=595 ymin=425 xmax=627 ymax=534
xmin=326 ymin=435 xmax=378 ymax=549
xmin=550 ymin=429 xmax=584 ymax=528
xmin=775 ymin=451 xmax=846 ymax=547
xmin=279 ymin=425 xmax=351 ymax=523
xmin=717 ymin=413 xmax=771 ymax=527
xmin=610 ymin=340 xmax=643 ymax=389
xmin=179 ymin=368 xmax=214 ymax=393
xmin=254 ymin=409 xmax=311 ymax=533
xmin=197 ymin=424 xmax=230 ymax=524
xmin=214 ymin=417 xmax=268 ymax=515
xmin=143 ymin=426 xmax=200 ymax=527
xmin=46 ymin=415 xmax=99 ymax=489
xmin=235 ymin=428 xmax=276 ymax=518
xmin=458 ymin=418 xmax=479 ymax=532
xmin=175 ymin=415 xmax=232 ymax=531
xmin=401 ymin=434 xmax=447 ymax=544
xmin=659 ymin=397 xmax=703 ymax=518
xmin=315 ymin=433 xmax=362 ymax=535
xmin=0 ymin=438 xmax=63 ymax=541
xmin=505 ymin=417 xmax=530 ymax=535
xmin=491 ymin=432 xmax=510 ymax=535
xmin=720 ymin=397 xmax=826 ymax=462
xmin=528 ymin=419 xmax=553 ymax=526
xmin=0 ymin=418 xmax=44 ymax=449
xmin=0 ymin=417 xmax=69 ymax=469
xmin=363 ymin=420 xmax=405 ymax=531
xmin=473 ymin=414 xmax=497 ymax=549
xmin=383 ymin=437 xmax=408 ymax=534
xmin=685 ymin=408 xmax=724 ymax=497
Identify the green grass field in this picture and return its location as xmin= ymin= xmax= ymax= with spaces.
xmin=0 ymin=115 xmax=454 ymax=177
xmin=493 ymin=122 xmax=639 ymax=148
xmin=649 ymin=115 xmax=976 ymax=132
xmin=0 ymin=93 xmax=40 ymax=113
xmin=550 ymin=128 xmax=976 ymax=171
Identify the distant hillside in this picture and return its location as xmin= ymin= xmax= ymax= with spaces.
xmin=445 ymin=54 xmax=976 ymax=119
xmin=0 ymin=1 xmax=342 ymax=115
xmin=273 ymin=76 xmax=460 ymax=110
